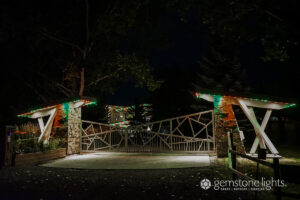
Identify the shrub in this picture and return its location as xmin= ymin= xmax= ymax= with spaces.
xmin=14 ymin=135 xmax=66 ymax=154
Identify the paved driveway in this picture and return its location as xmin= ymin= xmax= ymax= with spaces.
xmin=41 ymin=152 xmax=211 ymax=169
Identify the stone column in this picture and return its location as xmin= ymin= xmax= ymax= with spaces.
xmin=214 ymin=96 xmax=245 ymax=157
xmin=67 ymin=103 xmax=82 ymax=154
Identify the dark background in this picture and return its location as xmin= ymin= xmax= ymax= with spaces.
xmin=1 ymin=1 xmax=299 ymax=152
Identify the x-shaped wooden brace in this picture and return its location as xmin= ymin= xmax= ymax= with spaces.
xmin=237 ymin=99 xmax=279 ymax=155
xmin=37 ymin=108 xmax=57 ymax=143
xmin=249 ymin=109 xmax=272 ymax=154
xmin=29 ymin=107 xmax=57 ymax=144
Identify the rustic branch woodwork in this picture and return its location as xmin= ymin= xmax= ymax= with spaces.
xmin=81 ymin=111 xmax=215 ymax=152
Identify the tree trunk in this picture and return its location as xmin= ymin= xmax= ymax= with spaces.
xmin=79 ymin=68 xmax=85 ymax=97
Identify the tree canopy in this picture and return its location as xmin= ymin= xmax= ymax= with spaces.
xmin=1 ymin=0 xmax=299 ymax=124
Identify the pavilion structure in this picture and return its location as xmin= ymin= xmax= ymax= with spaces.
xmin=17 ymin=98 xmax=96 ymax=154
xmin=107 ymin=104 xmax=152 ymax=126
xmin=196 ymin=91 xmax=296 ymax=158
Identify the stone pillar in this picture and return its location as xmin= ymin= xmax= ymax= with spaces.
xmin=67 ymin=103 xmax=82 ymax=154
xmin=214 ymin=96 xmax=245 ymax=157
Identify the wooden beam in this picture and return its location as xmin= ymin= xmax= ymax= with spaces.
xmin=38 ymin=108 xmax=57 ymax=143
xmin=249 ymin=108 xmax=266 ymax=152
xmin=73 ymin=101 xmax=84 ymax=108
xmin=250 ymin=109 xmax=272 ymax=153
xmin=30 ymin=107 xmax=57 ymax=119
xmin=261 ymin=109 xmax=272 ymax=130
xmin=197 ymin=94 xmax=214 ymax=102
xmin=238 ymin=100 xmax=278 ymax=154
xmin=37 ymin=117 xmax=45 ymax=133
xmin=233 ymin=98 xmax=288 ymax=110
xmin=188 ymin=117 xmax=195 ymax=137
xmin=197 ymin=93 xmax=292 ymax=110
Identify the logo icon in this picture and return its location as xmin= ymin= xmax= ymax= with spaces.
xmin=200 ymin=178 xmax=211 ymax=190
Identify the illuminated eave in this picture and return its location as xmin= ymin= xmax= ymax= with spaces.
xmin=18 ymin=99 xmax=97 ymax=118
xmin=195 ymin=92 xmax=296 ymax=110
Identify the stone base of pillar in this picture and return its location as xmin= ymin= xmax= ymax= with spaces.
xmin=67 ymin=136 xmax=80 ymax=154
xmin=67 ymin=103 xmax=82 ymax=155
xmin=214 ymin=96 xmax=245 ymax=157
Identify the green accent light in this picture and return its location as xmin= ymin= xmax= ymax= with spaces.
xmin=85 ymin=101 xmax=97 ymax=106
xmin=213 ymin=95 xmax=223 ymax=107
xmin=284 ymin=104 xmax=296 ymax=109
xmin=17 ymin=115 xmax=30 ymax=118
xmin=62 ymin=102 xmax=69 ymax=120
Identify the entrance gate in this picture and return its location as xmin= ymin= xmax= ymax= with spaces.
xmin=81 ymin=110 xmax=215 ymax=153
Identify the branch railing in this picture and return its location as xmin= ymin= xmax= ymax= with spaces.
xmin=81 ymin=110 xmax=215 ymax=152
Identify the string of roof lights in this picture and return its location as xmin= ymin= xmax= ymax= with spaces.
xmin=195 ymin=92 xmax=296 ymax=109
xmin=17 ymin=99 xmax=97 ymax=118
xmin=107 ymin=104 xmax=151 ymax=112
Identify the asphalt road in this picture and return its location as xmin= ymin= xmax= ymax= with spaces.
xmin=41 ymin=152 xmax=211 ymax=169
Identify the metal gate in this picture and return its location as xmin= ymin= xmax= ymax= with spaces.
xmin=81 ymin=110 xmax=215 ymax=153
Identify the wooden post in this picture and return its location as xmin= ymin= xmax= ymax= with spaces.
xmin=170 ymin=120 xmax=173 ymax=151
xmin=3 ymin=128 xmax=10 ymax=167
xmin=159 ymin=138 xmax=162 ymax=151
xmin=258 ymin=146 xmax=266 ymax=160
xmin=125 ymin=130 xmax=128 ymax=152
xmin=4 ymin=126 xmax=16 ymax=166
xmin=93 ymin=138 xmax=95 ymax=151
xmin=212 ymin=111 xmax=216 ymax=152
xmin=227 ymin=132 xmax=232 ymax=168
xmin=109 ymin=128 xmax=112 ymax=151
xmin=273 ymin=158 xmax=281 ymax=200
xmin=228 ymin=130 xmax=236 ymax=180
xmin=231 ymin=133 xmax=237 ymax=180
xmin=0 ymin=128 xmax=4 ymax=169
